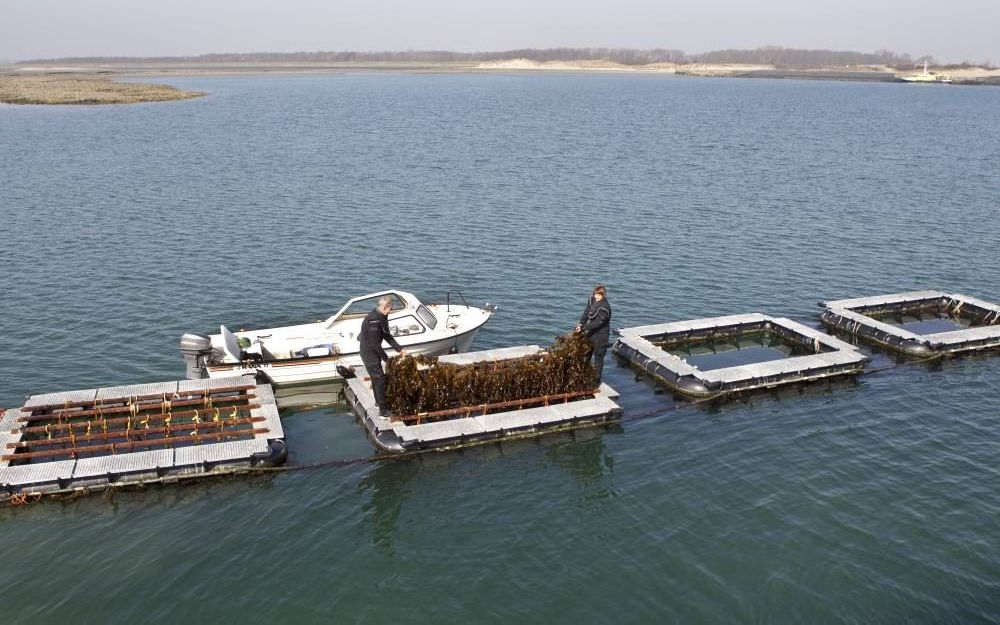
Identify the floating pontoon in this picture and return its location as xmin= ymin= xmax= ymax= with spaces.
xmin=613 ymin=314 xmax=868 ymax=397
xmin=344 ymin=345 xmax=623 ymax=452
xmin=821 ymin=290 xmax=1000 ymax=355
xmin=0 ymin=376 xmax=284 ymax=497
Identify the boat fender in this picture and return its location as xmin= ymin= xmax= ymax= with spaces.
xmin=252 ymin=439 xmax=288 ymax=467
xmin=374 ymin=430 xmax=405 ymax=453
xmin=899 ymin=339 xmax=933 ymax=357
xmin=676 ymin=375 xmax=711 ymax=396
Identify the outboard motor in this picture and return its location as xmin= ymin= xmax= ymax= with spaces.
xmin=180 ymin=333 xmax=212 ymax=379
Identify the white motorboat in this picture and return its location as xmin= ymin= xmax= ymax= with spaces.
xmin=180 ymin=290 xmax=495 ymax=386
xmin=900 ymin=61 xmax=953 ymax=84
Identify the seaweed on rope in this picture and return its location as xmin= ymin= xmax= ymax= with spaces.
xmin=385 ymin=333 xmax=597 ymax=416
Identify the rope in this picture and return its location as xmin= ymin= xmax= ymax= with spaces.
xmin=7 ymin=491 xmax=42 ymax=506
xmin=856 ymin=351 xmax=948 ymax=375
xmin=246 ymin=351 xmax=952 ymax=476
xmin=2 ymin=349 xmax=959 ymax=505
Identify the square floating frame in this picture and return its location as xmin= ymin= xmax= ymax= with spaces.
xmin=820 ymin=290 xmax=1000 ymax=356
xmin=613 ymin=313 xmax=868 ymax=397
xmin=0 ymin=376 xmax=286 ymax=497
xmin=344 ymin=345 xmax=623 ymax=453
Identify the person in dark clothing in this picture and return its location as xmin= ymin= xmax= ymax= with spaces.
xmin=360 ymin=296 xmax=406 ymax=416
xmin=576 ymin=285 xmax=612 ymax=383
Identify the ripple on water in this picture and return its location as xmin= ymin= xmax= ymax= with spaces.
xmin=1 ymin=74 xmax=1000 ymax=623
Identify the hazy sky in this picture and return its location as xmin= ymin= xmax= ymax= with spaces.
xmin=3 ymin=0 xmax=997 ymax=63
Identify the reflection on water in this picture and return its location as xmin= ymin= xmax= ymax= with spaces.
xmin=547 ymin=430 xmax=618 ymax=504
xmin=548 ymin=429 xmax=614 ymax=482
xmin=358 ymin=458 xmax=418 ymax=555
xmin=273 ymin=380 xmax=346 ymax=409
xmin=875 ymin=311 xmax=971 ymax=335
xmin=2 ymin=73 xmax=1000 ymax=623
xmin=663 ymin=331 xmax=821 ymax=371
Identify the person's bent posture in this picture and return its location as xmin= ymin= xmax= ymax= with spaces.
xmin=360 ymin=296 xmax=406 ymax=416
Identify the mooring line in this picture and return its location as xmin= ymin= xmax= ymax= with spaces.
xmin=857 ymin=352 xmax=949 ymax=375
xmin=0 ymin=352 xmax=957 ymax=506
xmin=226 ymin=352 xmax=955 ymax=476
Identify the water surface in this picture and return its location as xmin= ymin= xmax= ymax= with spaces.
xmin=666 ymin=331 xmax=817 ymax=370
xmin=2 ymin=73 xmax=1000 ymax=623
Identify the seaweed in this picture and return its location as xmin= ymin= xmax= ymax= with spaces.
xmin=385 ymin=333 xmax=596 ymax=417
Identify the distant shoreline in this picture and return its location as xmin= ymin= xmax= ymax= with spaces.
xmin=2 ymin=60 xmax=998 ymax=104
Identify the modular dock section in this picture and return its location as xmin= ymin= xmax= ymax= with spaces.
xmin=0 ymin=376 xmax=285 ymax=497
xmin=344 ymin=345 xmax=623 ymax=452
xmin=613 ymin=313 xmax=868 ymax=397
xmin=821 ymin=290 xmax=1000 ymax=355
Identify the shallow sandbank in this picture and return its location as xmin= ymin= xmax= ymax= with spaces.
xmin=0 ymin=74 xmax=202 ymax=105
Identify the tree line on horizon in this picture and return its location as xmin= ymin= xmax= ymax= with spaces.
xmin=21 ymin=46 xmax=991 ymax=69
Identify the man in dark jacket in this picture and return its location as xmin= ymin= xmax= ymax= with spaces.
xmin=360 ymin=296 xmax=406 ymax=416
xmin=576 ymin=285 xmax=612 ymax=383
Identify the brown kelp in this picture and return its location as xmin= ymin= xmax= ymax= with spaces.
xmin=385 ymin=333 xmax=596 ymax=417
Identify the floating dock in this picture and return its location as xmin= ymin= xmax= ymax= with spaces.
xmin=0 ymin=376 xmax=285 ymax=497
xmin=344 ymin=345 xmax=623 ymax=452
xmin=821 ymin=290 xmax=1000 ymax=355
xmin=613 ymin=313 xmax=868 ymax=397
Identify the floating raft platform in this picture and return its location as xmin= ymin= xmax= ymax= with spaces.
xmin=613 ymin=313 xmax=868 ymax=397
xmin=344 ymin=345 xmax=623 ymax=453
xmin=821 ymin=290 xmax=1000 ymax=355
xmin=0 ymin=376 xmax=285 ymax=497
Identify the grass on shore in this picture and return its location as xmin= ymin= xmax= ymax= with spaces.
xmin=0 ymin=75 xmax=202 ymax=105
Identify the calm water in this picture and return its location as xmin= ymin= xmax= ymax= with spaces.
xmin=664 ymin=332 xmax=820 ymax=370
xmin=2 ymin=73 xmax=1000 ymax=623
xmin=878 ymin=312 xmax=972 ymax=335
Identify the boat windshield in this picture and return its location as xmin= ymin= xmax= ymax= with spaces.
xmin=416 ymin=305 xmax=438 ymax=330
xmin=339 ymin=293 xmax=408 ymax=318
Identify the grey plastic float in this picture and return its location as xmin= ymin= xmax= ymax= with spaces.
xmin=613 ymin=313 xmax=868 ymax=397
xmin=820 ymin=290 xmax=1000 ymax=355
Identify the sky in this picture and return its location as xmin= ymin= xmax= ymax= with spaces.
xmin=2 ymin=0 xmax=998 ymax=64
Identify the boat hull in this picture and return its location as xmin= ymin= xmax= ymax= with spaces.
xmin=205 ymin=327 xmax=481 ymax=385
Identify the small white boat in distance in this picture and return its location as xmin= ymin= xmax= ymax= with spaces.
xmin=900 ymin=60 xmax=953 ymax=83
xmin=180 ymin=290 xmax=495 ymax=386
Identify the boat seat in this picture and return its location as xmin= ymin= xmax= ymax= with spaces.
xmin=220 ymin=325 xmax=242 ymax=361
